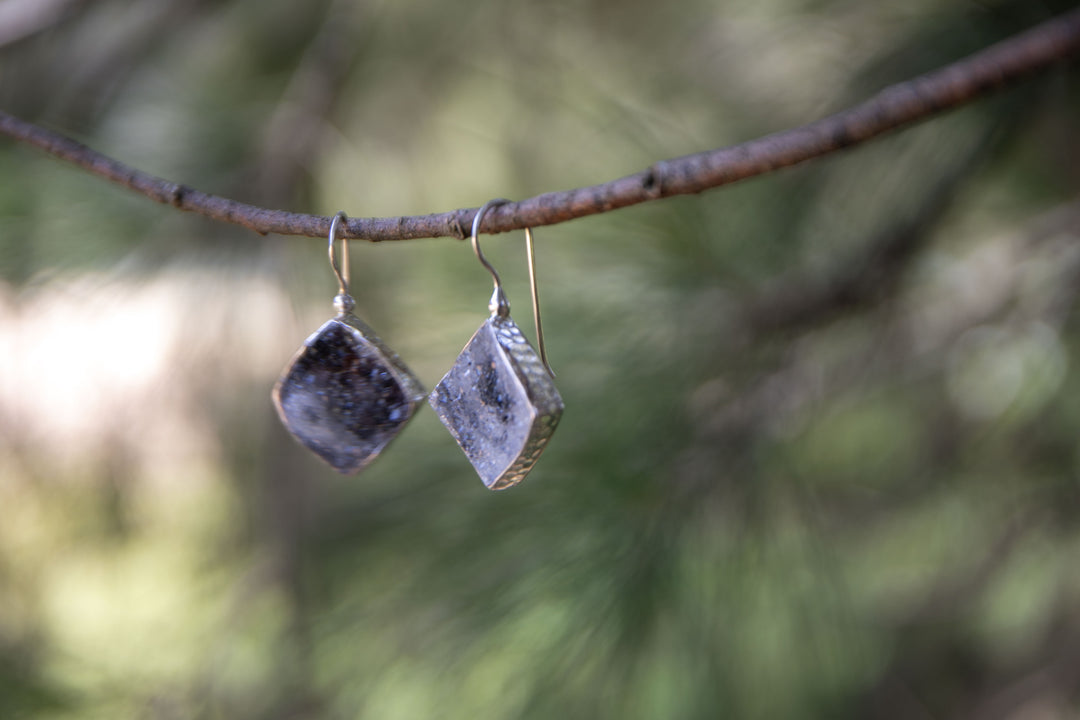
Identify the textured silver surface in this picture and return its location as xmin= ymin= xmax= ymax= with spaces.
xmin=273 ymin=313 xmax=425 ymax=474
xmin=430 ymin=315 xmax=563 ymax=490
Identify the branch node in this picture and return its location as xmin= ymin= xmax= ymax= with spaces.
xmin=642 ymin=167 xmax=663 ymax=199
xmin=169 ymin=183 xmax=189 ymax=208
xmin=450 ymin=211 xmax=469 ymax=240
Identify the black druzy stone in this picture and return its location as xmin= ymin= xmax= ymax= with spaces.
xmin=274 ymin=319 xmax=420 ymax=473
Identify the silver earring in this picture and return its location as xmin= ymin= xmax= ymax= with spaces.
xmin=273 ymin=212 xmax=425 ymax=473
xmin=429 ymin=199 xmax=564 ymax=490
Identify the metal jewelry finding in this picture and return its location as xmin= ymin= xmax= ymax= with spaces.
xmin=273 ymin=211 xmax=425 ymax=474
xmin=429 ymin=199 xmax=564 ymax=490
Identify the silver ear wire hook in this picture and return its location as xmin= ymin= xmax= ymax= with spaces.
xmin=471 ymin=198 xmax=511 ymax=318
xmin=328 ymin=211 xmax=355 ymax=315
xmin=471 ymin=198 xmax=555 ymax=377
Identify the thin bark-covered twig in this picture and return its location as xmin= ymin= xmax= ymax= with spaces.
xmin=1 ymin=8 xmax=1079 ymax=242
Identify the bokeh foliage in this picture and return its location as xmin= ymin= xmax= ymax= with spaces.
xmin=1 ymin=0 xmax=1079 ymax=718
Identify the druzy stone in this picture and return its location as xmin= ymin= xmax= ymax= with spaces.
xmin=274 ymin=315 xmax=425 ymax=474
xmin=430 ymin=315 xmax=563 ymax=490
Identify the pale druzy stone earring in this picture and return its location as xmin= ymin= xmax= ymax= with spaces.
xmin=429 ymin=200 xmax=563 ymax=490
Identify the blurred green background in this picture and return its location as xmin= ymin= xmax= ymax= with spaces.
xmin=1 ymin=0 xmax=1079 ymax=718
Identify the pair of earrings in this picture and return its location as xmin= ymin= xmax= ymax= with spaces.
xmin=272 ymin=201 xmax=563 ymax=490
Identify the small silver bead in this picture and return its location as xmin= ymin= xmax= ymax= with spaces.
xmin=334 ymin=293 xmax=356 ymax=315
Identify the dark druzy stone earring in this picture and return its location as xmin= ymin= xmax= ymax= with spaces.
xmin=273 ymin=213 xmax=424 ymax=474
xmin=274 ymin=296 xmax=424 ymax=473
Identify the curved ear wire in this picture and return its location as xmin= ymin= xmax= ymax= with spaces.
xmin=471 ymin=199 xmax=555 ymax=377
xmin=327 ymin=211 xmax=356 ymax=315
xmin=471 ymin=198 xmax=510 ymax=318
xmin=328 ymin=211 xmax=350 ymax=297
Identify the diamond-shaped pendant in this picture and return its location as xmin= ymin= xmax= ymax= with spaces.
xmin=429 ymin=314 xmax=563 ymax=490
xmin=274 ymin=312 xmax=425 ymax=474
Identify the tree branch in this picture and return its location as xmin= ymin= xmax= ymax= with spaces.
xmin=1 ymin=8 xmax=1079 ymax=242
